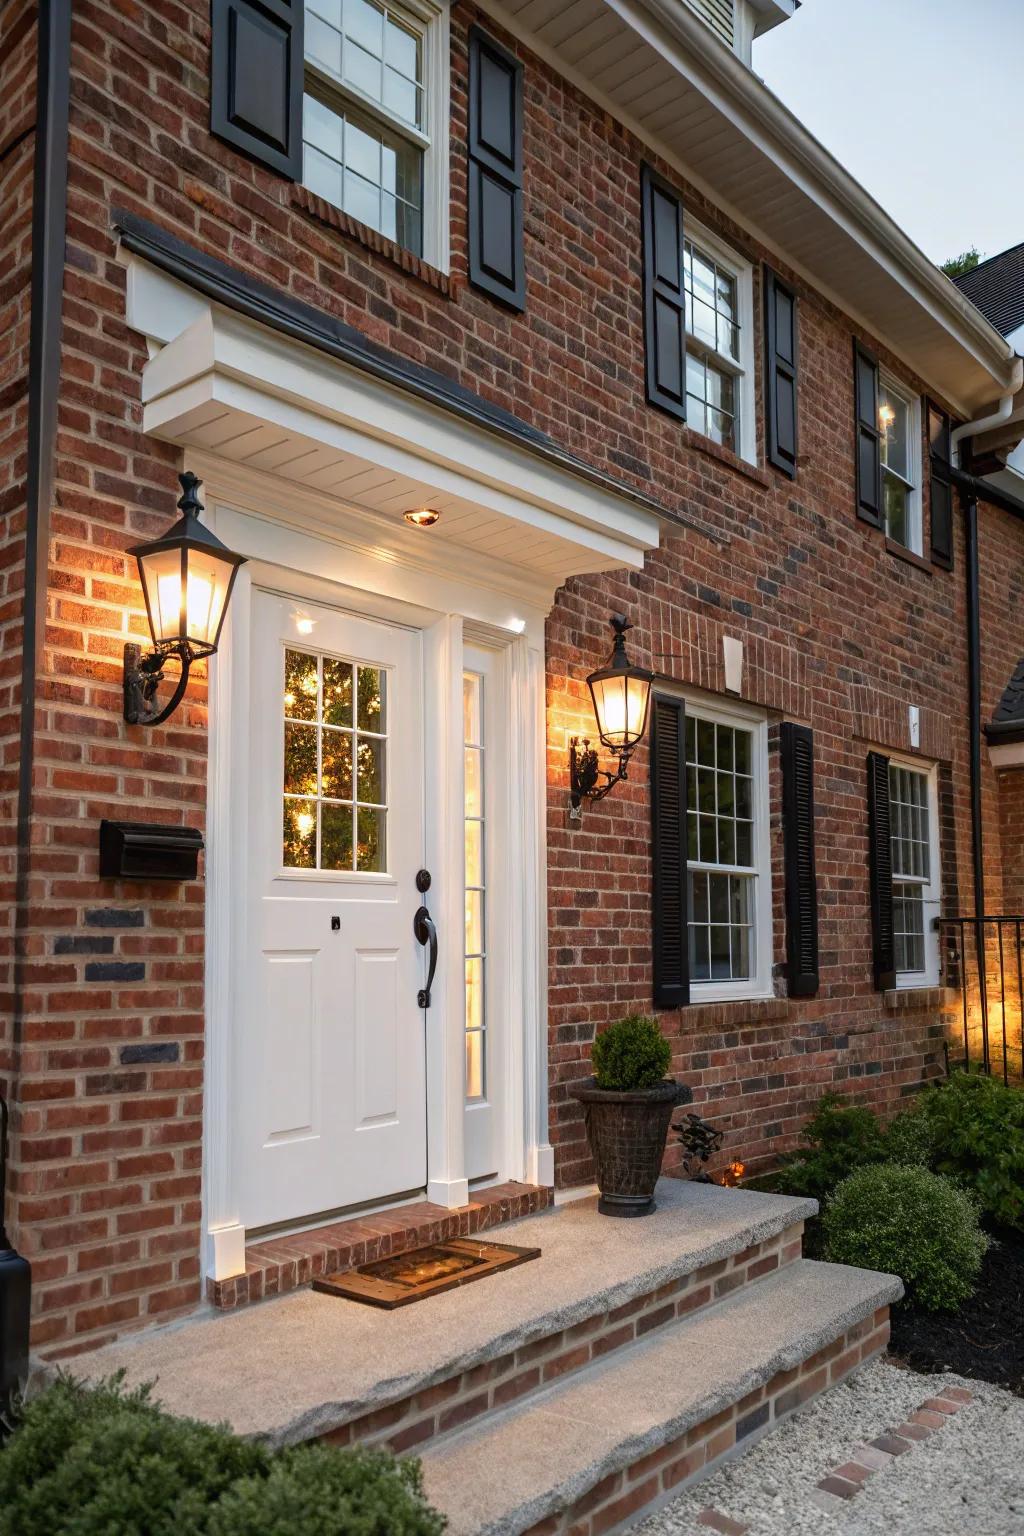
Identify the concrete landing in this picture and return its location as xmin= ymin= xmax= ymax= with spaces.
xmin=71 ymin=1180 xmax=815 ymax=1446
xmin=420 ymin=1258 xmax=903 ymax=1536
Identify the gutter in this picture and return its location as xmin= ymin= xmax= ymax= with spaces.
xmin=620 ymin=0 xmax=1018 ymax=395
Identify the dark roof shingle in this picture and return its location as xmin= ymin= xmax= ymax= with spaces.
xmin=954 ymin=241 xmax=1024 ymax=338
xmin=987 ymin=657 xmax=1024 ymax=743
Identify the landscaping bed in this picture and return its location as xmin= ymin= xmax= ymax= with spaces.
xmin=889 ymin=1223 xmax=1024 ymax=1396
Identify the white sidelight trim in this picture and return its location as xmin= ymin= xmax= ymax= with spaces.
xmin=423 ymin=613 xmax=470 ymax=1210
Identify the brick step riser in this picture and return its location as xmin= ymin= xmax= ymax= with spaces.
xmin=322 ymin=1221 xmax=805 ymax=1455
xmin=521 ymin=1309 xmax=892 ymax=1536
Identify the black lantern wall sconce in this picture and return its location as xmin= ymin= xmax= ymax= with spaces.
xmin=123 ymin=473 xmax=246 ymax=726
xmin=569 ymin=614 xmax=653 ymax=820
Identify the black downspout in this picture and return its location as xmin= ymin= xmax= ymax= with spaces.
xmin=962 ymin=482 xmax=990 ymax=1072
xmin=4 ymin=0 xmax=73 ymax=1413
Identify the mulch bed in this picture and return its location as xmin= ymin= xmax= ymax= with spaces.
xmin=888 ymin=1225 xmax=1024 ymax=1396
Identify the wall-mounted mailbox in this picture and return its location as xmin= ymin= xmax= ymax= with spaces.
xmin=99 ymin=821 xmax=204 ymax=882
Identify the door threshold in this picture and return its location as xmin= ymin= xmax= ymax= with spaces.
xmin=209 ymin=1181 xmax=553 ymax=1311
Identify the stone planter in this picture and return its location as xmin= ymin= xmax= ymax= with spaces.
xmin=573 ymin=1078 xmax=692 ymax=1217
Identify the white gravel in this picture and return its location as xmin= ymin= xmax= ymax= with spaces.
xmin=636 ymin=1360 xmax=1024 ymax=1536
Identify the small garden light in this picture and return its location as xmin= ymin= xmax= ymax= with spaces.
xmin=569 ymin=614 xmax=653 ymax=816
xmin=123 ymin=472 xmax=246 ymax=726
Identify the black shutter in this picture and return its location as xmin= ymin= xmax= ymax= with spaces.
xmin=640 ymin=165 xmax=687 ymax=421
xmin=651 ymin=694 xmax=689 ymax=1007
xmin=780 ymin=723 xmax=819 ymax=997
xmin=928 ymin=401 xmax=954 ymax=570
xmin=867 ymin=751 xmax=896 ymax=991
xmin=467 ymin=28 xmax=525 ymax=311
xmin=854 ymin=340 xmax=882 ymax=526
xmin=210 ymin=0 xmax=303 ymax=180
xmin=764 ymin=268 xmax=798 ymax=478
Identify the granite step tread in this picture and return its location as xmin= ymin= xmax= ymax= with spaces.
xmin=419 ymin=1258 xmax=903 ymax=1536
xmin=71 ymin=1181 xmax=815 ymax=1446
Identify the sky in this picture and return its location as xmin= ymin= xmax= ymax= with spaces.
xmin=753 ymin=0 xmax=1024 ymax=269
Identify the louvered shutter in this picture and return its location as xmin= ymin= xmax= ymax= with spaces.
xmin=764 ymin=268 xmax=798 ymax=478
xmin=854 ymin=341 xmax=882 ymax=526
xmin=651 ymin=694 xmax=689 ymax=1007
xmin=928 ymin=401 xmax=954 ymax=570
xmin=780 ymin=724 xmax=819 ymax=996
xmin=867 ymin=751 xmax=896 ymax=991
xmin=467 ymin=28 xmax=525 ymax=311
xmin=641 ymin=165 xmax=687 ymax=421
xmin=210 ymin=0 xmax=303 ymax=179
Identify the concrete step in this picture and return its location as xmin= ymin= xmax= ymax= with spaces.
xmin=73 ymin=1180 xmax=815 ymax=1449
xmin=419 ymin=1258 xmax=902 ymax=1536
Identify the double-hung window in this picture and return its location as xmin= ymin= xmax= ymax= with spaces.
xmin=888 ymin=760 xmax=940 ymax=985
xmin=685 ymin=700 xmax=772 ymax=999
xmin=878 ymin=374 xmax=922 ymax=553
xmin=302 ymin=0 xmax=448 ymax=266
xmin=683 ymin=222 xmax=755 ymax=463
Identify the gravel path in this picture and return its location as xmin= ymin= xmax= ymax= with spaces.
xmin=636 ymin=1359 xmax=1024 ymax=1536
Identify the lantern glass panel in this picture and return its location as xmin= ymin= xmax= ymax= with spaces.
xmin=590 ymin=669 xmax=650 ymax=751
xmin=138 ymin=544 xmax=236 ymax=654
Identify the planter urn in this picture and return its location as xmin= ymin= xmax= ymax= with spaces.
xmin=573 ymin=1078 xmax=692 ymax=1216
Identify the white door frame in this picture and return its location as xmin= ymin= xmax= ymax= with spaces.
xmin=201 ymin=482 xmax=552 ymax=1283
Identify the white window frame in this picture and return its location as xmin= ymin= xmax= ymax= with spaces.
xmin=302 ymin=0 xmax=450 ymax=271
xmin=889 ymin=755 xmax=941 ymax=989
xmin=682 ymin=691 xmax=774 ymax=1003
xmin=878 ymin=370 xmax=922 ymax=555
xmin=684 ymin=215 xmax=756 ymax=467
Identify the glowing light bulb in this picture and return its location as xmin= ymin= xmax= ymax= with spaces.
xmin=404 ymin=507 xmax=440 ymax=528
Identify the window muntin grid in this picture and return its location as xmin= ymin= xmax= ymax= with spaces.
xmin=464 ymin=672 xmax=486 ymax=1101
xmin=879 ymin=379 xmax=918 ymax=551
xmin=303 ymin=0 xmax=426 ymax=254
xmin=282 ymin=647 xmax=388 ymax=874
xmin=889 ymin=763 xmax=930 ymax=974
xmin=684 ymin=239 xmax=741 ymax=451
xmin=685 ymin=714 xmax=755 ymax=982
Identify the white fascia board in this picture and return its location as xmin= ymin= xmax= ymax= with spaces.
xmin=989 ymin=740 xmax=1024 ymax=771
xmin=622 ymin=0 xmax=1016 ymax=391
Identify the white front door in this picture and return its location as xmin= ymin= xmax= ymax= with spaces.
xmin=236 ymin=591 xmax=427 ymax=1231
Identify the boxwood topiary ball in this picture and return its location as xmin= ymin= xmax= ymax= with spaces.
xmin=591 ymin=1014 xmax=672 ymax=1092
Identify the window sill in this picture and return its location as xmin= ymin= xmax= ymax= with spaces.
xmin=667 ymin=995 xmax=791 ymax=1028
xmin=885 ymin=537 xmax=932 ymax=574
xmin=680 ymin=425 xmax=771 ymax=490
xmin=883 ymin=985 xmax=955 ymax=1010
xmin=291 ymin=185 xmax=459 ymax=299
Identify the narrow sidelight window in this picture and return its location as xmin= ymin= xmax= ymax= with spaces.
xmin=888 ymin=761 xmax=940 ymax=983
xmin=464 ymin=671 xmax=487 ymax=1099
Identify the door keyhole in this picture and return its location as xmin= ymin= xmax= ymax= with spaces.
xmin=331 ymin=916 xmax=341 ymax=931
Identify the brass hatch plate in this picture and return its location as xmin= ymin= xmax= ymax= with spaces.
xmin=312 ymin=1238 xmax=541 ymax=1309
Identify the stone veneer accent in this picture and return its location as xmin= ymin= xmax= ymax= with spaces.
xmin=207 ymin=1181 xmax=552 ymax=1310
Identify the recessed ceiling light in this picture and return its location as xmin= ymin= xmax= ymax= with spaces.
xmin=404 ymin=507 xmax=440 ymax=528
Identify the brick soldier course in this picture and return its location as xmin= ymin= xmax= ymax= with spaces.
xmin=2 ymin=0 xmax=1023 ymax=1361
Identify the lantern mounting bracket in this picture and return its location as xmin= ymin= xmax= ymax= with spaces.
xmin=568 ymin=736 xmax=633 ymax=812
xmin=123 ymin=641 xmax=192 ymax=727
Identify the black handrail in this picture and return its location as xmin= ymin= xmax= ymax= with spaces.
xmin=939 ymin=916 xmax=1024 ymax=1083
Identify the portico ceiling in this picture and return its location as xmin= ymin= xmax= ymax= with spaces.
xmin=124 ymin=257 xmax=666 ymax=609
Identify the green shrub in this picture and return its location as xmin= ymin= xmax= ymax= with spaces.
xmin=210 ymin=1445 xmax=445 ymax=1536
xmin=591 ymin=1014 xmax=672 ymax=1091
xmin=822 ymin=1164 xmax=988 ymax=1312
xmin=0 ymin=1376 xmax=444 ymax=1536
xmin=914 ymin=1071 xmax=1024 ymax=1231
xmin=882 ymin=1104 xmax=938 ymax=1167
xmin=771 ymin=1093 xmax=886 ymax=1205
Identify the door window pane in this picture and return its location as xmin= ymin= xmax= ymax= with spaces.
xmin=282 ymin=646 xmax=388 ymax=872
xmin=464 ymin=672 xmax=486 ymax=1101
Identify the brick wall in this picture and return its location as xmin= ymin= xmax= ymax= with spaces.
xmin=5 ymin=0 xmax=1024 ymax=1352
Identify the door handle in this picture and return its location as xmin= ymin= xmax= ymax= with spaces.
xmin=413 ymin=869 xmax=436 ymax=1008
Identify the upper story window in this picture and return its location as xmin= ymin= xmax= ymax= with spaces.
xmin=302 ymin=0 xmax=449 ymax=268
xmin=685 ymin=698 xmax=772 ymax=1000
xmin=879 ymin=374 xmax=922 ymax=553
xmin=888 ymin=759 xmax=940 ymax=985
xmin=683 ymin=222 xmax=755 ymax=463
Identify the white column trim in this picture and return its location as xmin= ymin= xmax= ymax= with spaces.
xmin=423 ymin=614 xmax=469 ymax=1209
xmin=518 ymin=636 xmax=553 ymax=1187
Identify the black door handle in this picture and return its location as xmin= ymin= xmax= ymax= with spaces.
xmin=413 ymin=906 xmax=437 ymax=1007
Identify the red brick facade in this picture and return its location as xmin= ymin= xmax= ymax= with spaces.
xmin=2 ymin=0 xmax=1023 ymax=1357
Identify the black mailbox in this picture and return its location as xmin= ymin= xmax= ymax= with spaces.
xmin=99 ymin=821 xmax=204 ymax=881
